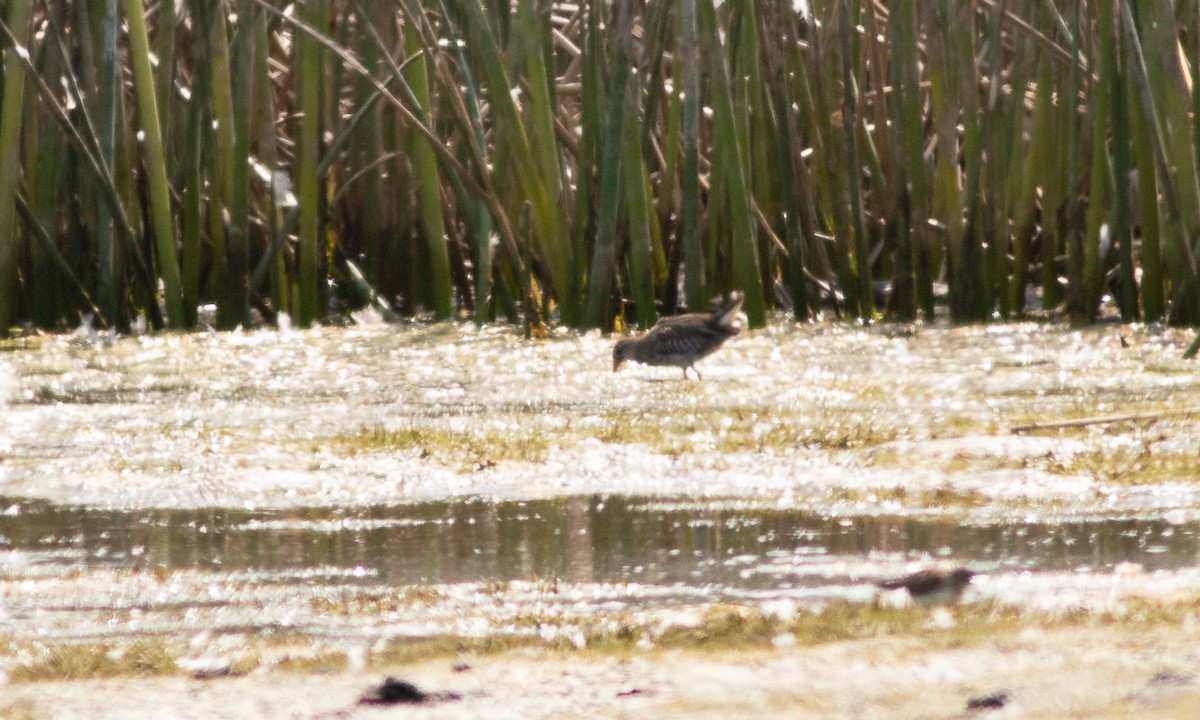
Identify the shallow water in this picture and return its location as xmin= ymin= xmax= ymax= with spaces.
xmin=5 ymin=495 xmax=1199 ymax=583
xmin=4 ymin=493 xmax=1200 ymax=645
xmin=1 ymin=319 xmax=1200 ymax=653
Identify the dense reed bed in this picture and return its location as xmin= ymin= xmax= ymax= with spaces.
xmin=1 ymin=1 xmax=1199 ymax=334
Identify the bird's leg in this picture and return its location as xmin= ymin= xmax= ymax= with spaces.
xmin=684 ymin=365 xmax=702 ymax=380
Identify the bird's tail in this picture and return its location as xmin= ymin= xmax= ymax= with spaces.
xmin=712 ymin=293 xmax=744 ymax=329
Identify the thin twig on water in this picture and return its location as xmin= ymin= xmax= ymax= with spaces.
xmin=1010 ymin=409 xmax=1200 ymax=433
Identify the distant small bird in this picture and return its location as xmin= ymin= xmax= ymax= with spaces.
xmin=359 ymin=677 xmax=428 ymax=705
xmin=612 ymin=295 xmax=743 ymax=379
xmin=359 ymin=676 xmax=462 ymax=706
xmin=877 ymin=567 xmax=975 ymax=606
xmin=965 ymin=690 xmax=1009 ymax=710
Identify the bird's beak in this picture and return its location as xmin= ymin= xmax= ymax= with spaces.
xmin=613 ymin=356 xmax=623 ymax=372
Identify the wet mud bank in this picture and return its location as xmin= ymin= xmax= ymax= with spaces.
xmin=1 ymin=320 xmax=1199 ymax=717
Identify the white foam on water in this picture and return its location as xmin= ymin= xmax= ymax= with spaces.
xmin=0 ymin=363 xmax=13 ymax=405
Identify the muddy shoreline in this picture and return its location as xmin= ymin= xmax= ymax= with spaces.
xmin=2 ymin=320 xmax=1200 ymax=718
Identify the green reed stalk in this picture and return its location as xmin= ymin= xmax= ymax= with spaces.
xmin=181 ymin=47 xmax=204 ymax=330
xmin=1077 ymin=0 xmax=1113 ymax=322
xmin=513 ymin=0 xmax=564 ymax=220
xmin=228 ymin=0 xmax=255 ymax=327
xmin=0 ymin=0 xmax=34 ymax=331
xmin=837 ymin=2 xmax=873 ymax=320
xmin=739 ymin=1 xmax=778 ymax=287
xmin=956 ymin=5 xmax=981 ymax=321
xmin=1130 ymin=82 xmax=1164 ymax=322
xmin=1039 ymin=65 xmax=1067 ymax=310
xmin=403 ymin=19 xmax=451 ymax=320
xmin=155 ymin=0 xmax=175 ymax=140
xmin=24 ymin=113 xmax=59 ymax=328
xmin=8 ymin=0 xmax=1200 ymax=334
xmin=1120 ymin=0 xmax=1200 ymax=324
xmin=14 ymin=194 xmax=101 ymax=320
xmin=1193 ymin=4 xmax=1200 ymax=192
xmin=295 ymin=0 xmax=324 ymax=326
xmin=678 ymin=0 xmax=704 ymax=311
xmin=109 ymin=15 xmax=161 ymax=328
xmin=25 ymin=13 xmax=146 ymax=326
xmin=1187 ymin=331 xmax=1200 ymax=359
xmin=1138 ymin=0 xmax=1200 ymax=322
xmin=429 ymin=24 xmax=483 ymax=314
xmin=28 ymin=12 xmax=158 ymax=327
xmin=581 ymin=0 xmax=631 ymax=330
xmin=1008 ymin=3 xmax=1055 ymax=318
xmin=642 ymin=24 xmax=670 ymax=305
xmin=885 ymin=2 xmax=917 ymax=321
xmin=700 ymin=0 xmax=764 ymax=327
xmin=569 ymin=0 xmax=602 ymax=315
xmin=1109 ymin=10 xmax=1136 ymax=321
xmin=986 ymin=3 xmax=1027 ymax=321
xmin=349 ymin=9 xmax=383 ymax=290
xmin=459 ymin=0 xmax=575 ymax=325
xmin=520 ymin=0 xmax=575 ymax=319
xmin=622 ymin=77 xmax=658 ymax=330
xmin=800 ymin=6 xmax=856 ymax=317
xmin=96 ymin=0 xmax=120 ymax=327
xmin=911 ymin=43 xmax=935 ymax=321
xmin=430 ymin=0 xmax=494 ymax=323
xmin=928 ymin=7 xmax=965 ymax=321
xmin=249 ymin=86 xmax=382 ymax=300
xmin=759 ymin=5 xmax=809 ymax=320
xmin=777 ymin=8 xmax=833 ymax=314
xmin=250 ymin=3 xmax=284 ymax=319
xmin=206 ymin=3 xmax=236 ymax=326
xmin=25 ymin=5 xmax=67 ymax=327
xmin=122 ymin=0 xmax=185 ymax=328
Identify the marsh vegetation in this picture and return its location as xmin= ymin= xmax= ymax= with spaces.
xmin=3 ymin=2 xmax=1200 ymax=338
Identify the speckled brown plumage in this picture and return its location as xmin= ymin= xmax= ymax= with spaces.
xmin=612 ymin=295 xmax=742 ymax=379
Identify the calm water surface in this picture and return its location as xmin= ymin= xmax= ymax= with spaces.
xmin=2 ymin=494 xmax=1197 ymax=593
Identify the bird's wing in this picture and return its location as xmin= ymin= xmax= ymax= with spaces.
xmin=652 ymin=314 xmax=724 ymax=337
xmin=642 ymin=321 xmax=722 ymax=357
xmin=878 ymin=570 xmax=939 ymax=593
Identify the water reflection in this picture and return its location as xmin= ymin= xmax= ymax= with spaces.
xmin=2 ymin=495 xmax=1197 ymax=591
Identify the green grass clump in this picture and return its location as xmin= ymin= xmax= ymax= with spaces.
xmin=271 ymin=650 xmax=347 ymax=675
xmin=789 ymin=602 xmax=1028 ymax=648
xmin=8 ymin=641 xmax=177 ymax=683
xmin=0 ymin=701 xmax=40 ymax=720
xmin=373 ymin=601 xmax=1039 ymax=664
xmin=656 ymin=606 xmax=780 ymax=650
xmin=312 ymin=587 xmax=446 ymax=615
xmin=314 ymin=425 xmax=550 ymax=468
xmin=594 ymin=409 xmax=909 ymax=456
xmin=6 ymin=595 xmax=1199 ymax=684
xmin=371 ymin=633 xmax=545 ymax=667
xmin=827 ymin=484 xmax=991 ymax=510
xmin=1046 ymin=445 xmax=1200 ymax=486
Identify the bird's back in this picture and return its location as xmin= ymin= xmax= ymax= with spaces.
xmin=628 ymin=296 xmax=742 ymax=368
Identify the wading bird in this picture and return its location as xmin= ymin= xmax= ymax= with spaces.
xmin=877 ymin=567 xmax=975 ymax=606
xmin=612 ymin=295 xmax=743 ymax=379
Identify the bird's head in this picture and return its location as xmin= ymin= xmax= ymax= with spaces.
xmin=612 ymin=340 xmax=633 ymax=372
xmin=949 ymin=568 xmax=976 ymax=586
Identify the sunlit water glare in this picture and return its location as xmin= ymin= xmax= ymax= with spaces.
xmin=1 ymin=320 xmax=1199 ymax=647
